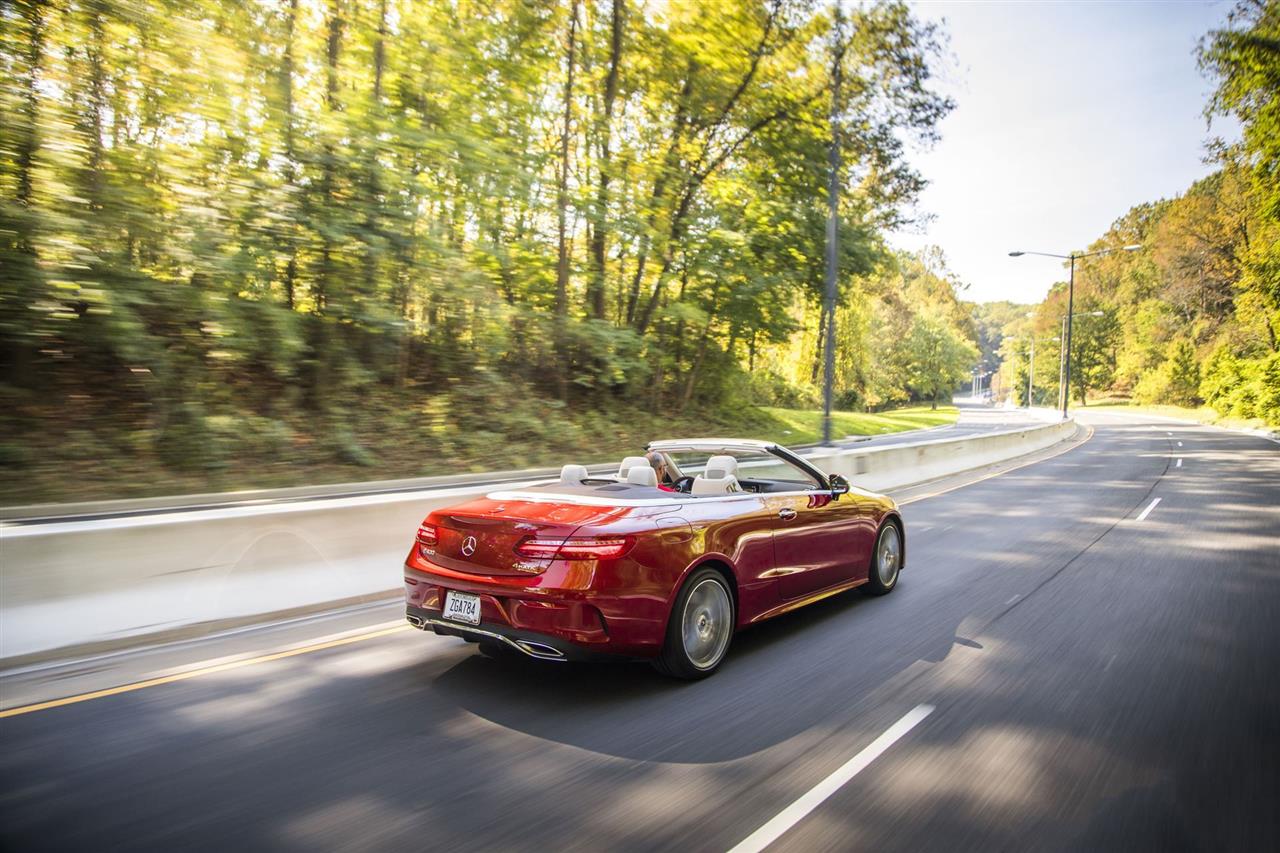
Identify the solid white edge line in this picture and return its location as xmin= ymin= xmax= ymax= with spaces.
xmin=726 ymin=704 xmax=935 ymax=853
xmin=1135 ymin=497 xmax=1162 ymax=522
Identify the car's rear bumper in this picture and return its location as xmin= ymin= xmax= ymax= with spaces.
xmin=404 ymin=605 xmax=629 ymax=662
xmin=403 ymin=563 xmax=667 ymax=659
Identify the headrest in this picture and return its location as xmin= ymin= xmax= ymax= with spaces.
xmin=626 ymin=466 xmax=658 ymax=487
xmin=559 ymin=464 xmax=588 ymax=484
xmin=618 ymin=456 xmax=650 ymax=478
xmin=706 ymin=455 xmax=738 ymax=476
xmin=691 ymin=473 xmax=741 ymax=496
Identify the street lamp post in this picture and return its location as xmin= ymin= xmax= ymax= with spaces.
xmin=1009 ymin=245 xmax=1140 ymax=418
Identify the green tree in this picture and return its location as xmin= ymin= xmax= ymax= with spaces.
xmin=905 ymin=310 xmax=978 ymax=409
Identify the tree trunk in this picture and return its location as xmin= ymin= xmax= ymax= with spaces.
xmin=554 ymin=0 xmax=580 ymax=402
xmin=15 ymin=3 xmax=43 ymax=214
xmin=625 ymin=68 xmax=694 ymax=326
xmin=362 ymin=0 xmax=388 ymax=304
xmin=2 ymin=3 xmax=45 ymax=386
xmin=680 ymin=310 xmax=716 ymax=410
xmin=318 ymin=0 xmax=344 ymax=311
xmin=311 ymin=0 xmax=344 ymax=409
xmin=281 ymin=0 xmax=300 ymax=310
xmin=85 ymin=3 xmax=107 ymax=216
xmin=810 ymin=302 xmax=827 ymax=384
xmin=587 ymin=0 xmax=622 ymax=321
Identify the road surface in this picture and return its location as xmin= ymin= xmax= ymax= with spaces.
xmin=2 ymin=411 xmax=1277 ymax=851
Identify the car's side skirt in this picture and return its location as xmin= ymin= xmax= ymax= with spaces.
xmin=745 ymin=576 xmax=869 ymax=625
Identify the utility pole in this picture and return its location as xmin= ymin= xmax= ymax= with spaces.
xmin=1058 ymin=315 xmax=1068 ymax=412
xmin=1062 ymin=254 xmax=1075 ymax=418
xmin=821 ymin=5 xmax=844 ymax=446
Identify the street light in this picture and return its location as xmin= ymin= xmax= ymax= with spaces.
xmin=1009 ymin=245 xmax=1140 ymax=417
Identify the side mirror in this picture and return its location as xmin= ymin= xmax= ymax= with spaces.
xmin=829 ymin=474 xmax=850 ymax=496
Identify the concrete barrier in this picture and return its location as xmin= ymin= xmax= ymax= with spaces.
xmin=0 ymin=418 xmax=1075 ymax=663
xmin=809 ymin=417 xmax=1077 ymax=493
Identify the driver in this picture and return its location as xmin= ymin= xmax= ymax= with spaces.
xmin=646 ymin=451 xmax=678 ymax=492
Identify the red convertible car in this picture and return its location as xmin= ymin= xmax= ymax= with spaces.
xmin=403 ymin=439 xmax=904 ymax=678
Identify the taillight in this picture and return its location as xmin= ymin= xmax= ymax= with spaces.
xmin=514 ymin=536 xmax=633 ymax=560
xmin=416 ymin=523 xmax=438 ymax=554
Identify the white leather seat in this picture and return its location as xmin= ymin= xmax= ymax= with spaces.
xmin=626 ymin=466 xmax=658 ymax=487
xmin=706 ymin=455 xmax=739 ymax=477
xmin=617 ymin=456 xmax=650 ymax=480
xmin=559 ymin=464 xmax=588 ymax=484
xmin=691 ymin=465 xmax=742 ymax=496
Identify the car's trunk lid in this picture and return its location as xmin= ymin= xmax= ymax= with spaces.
xmin=429 ymin=499 xmax=632 ymax=576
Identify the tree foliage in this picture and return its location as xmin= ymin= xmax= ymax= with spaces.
xmin=0 ymin=0 xmax=961 ymax=498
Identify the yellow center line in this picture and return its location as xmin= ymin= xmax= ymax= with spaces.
xmin=0 ymin=624 xmax=411 ymax=719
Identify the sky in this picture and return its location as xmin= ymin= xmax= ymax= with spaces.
xmin=890 ymin=0 xmax=1242 ymax=306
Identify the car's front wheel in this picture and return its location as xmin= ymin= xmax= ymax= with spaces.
xmin=862 ymin=521 xmax=902 ymax=596
xmin=653 ymin=568 xmax=735 ymax=679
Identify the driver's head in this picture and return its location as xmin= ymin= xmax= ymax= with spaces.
xmin=645 ymin=451 xmax=668 ymax=484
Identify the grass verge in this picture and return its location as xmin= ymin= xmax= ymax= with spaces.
xmin=1 ymin=402 xmax=959 ymax=507
xmin=757 ymin=405 xmax=959 ymax=445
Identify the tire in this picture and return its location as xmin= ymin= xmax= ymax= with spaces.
xmin=862 ymin=521 xmax=902 ymax=596
xmin=653 ymin=568 xmax=735 ymax=679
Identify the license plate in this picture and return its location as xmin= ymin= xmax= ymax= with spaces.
xmin=442 ymin=590 xmax=481 ymax=626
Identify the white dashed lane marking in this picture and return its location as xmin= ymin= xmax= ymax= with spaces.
xmin=1135 ymin=498 xmax=1162 ymax=522
xmin=726 ymin=705 xmax=936 ymax=853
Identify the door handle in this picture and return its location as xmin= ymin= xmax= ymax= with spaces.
xmin=778 ymin=508 xmax=797 ymax=520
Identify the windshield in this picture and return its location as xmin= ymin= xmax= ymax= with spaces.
xmin=660 ymin=449 xmax=821 ymax=490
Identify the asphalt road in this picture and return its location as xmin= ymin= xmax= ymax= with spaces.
xmin=2 ymin=411 xmax=1277 ymax=852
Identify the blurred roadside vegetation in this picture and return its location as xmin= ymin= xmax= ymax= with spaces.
xmin=994 ymin=0 xmax=1280 ymax=424
xmin=1 ymin=399 xmax=958 ymax=506
xmin=0 ymin=0 xmax=980 ymax=505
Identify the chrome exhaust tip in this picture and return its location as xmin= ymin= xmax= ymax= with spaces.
xmin=416 ymin=616 xmax=567 ymax=662
xmin=514 ymin=640 xmax=566 ymax=660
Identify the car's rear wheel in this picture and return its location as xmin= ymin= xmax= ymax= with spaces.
xmin=653 ymin=568 xmax=735 ymax=679
xmin=862 ymin=522 xmax=902 ymax=596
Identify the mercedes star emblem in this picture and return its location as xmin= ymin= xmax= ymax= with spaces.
xmin=461 ymin=535 xmax=477 ymax=557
